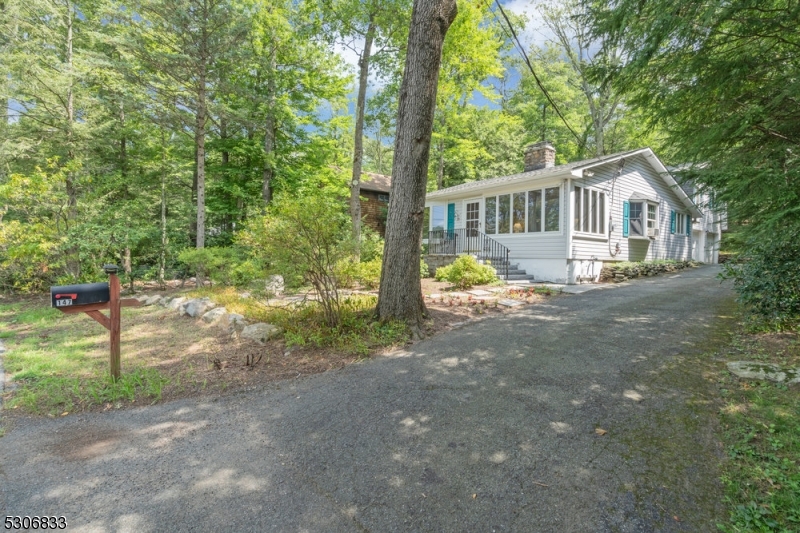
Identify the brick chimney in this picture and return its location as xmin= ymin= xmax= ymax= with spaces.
xmin=524 ymin=141 xmax=556 ymax=172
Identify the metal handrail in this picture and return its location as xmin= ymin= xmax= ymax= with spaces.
xmin=427 ymin=228 xmax=510 ymax=280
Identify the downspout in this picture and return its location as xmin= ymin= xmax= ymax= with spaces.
xmin=566 ymin=178 xmax=574 ymax=284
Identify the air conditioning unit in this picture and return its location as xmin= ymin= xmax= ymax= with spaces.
xmin=647 ymin=228 xmax=659 ymax=238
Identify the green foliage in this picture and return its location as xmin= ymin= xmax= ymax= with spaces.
xmin=189 ymin=287 xmax=409 ymax=356
xmin=359 ymin=226 xmax=385 ymax=262
xmin=178 ymin=247 xmax=234 ymax=286
xmin=420 ymin=257 xmax=430 ymax=279
xmin=721 ymin=235 xmax=800 ymax=330
xmin=176 ymin=246 xmax=266 ymax=288
xmin=239 ymin=193 xmax=355 ymax=327
xmin=588 ymin=0 xmax=800 ymax=319
xmin=354 ymin=257 xmax=383 ymax=290
xmin=716 ymin=333 xmax=800 ymax=532
xmin=435 ymin=255 xmax=498 ymax=289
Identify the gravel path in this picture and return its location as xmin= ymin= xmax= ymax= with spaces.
xmin=0 ymin=266 xmax=733 ymax=532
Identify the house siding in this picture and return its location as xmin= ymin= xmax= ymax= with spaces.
xmin=427 ymin=179 xmax=569 ymax=263
xmin=426 ymin=180 xmax=570 ymax=282
xmin=425 ymin=150 xmax=700 ymax=284
xmin=570 ymin=154 xmax=692 ymax=263
xmin=360 ymin=190 xmax=388 ymax=237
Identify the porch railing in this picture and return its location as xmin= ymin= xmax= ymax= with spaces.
xmin=427 ymin=228 xmax=510 ymax=280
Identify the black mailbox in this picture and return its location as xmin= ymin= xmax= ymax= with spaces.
xmin=50 ymin=282 xmax=110 ymax=308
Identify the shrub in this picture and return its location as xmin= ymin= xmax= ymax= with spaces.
xmin=360 ymin=226 xmax=385 ymax=262
xmin=356 ymin=257 xmax=383 ymax=289
xmin=177 ymin=247 xmax=241 ymax=287
xmin=238 ymin=194 xmax=355 ymax=327
xmin=420 ymin=257 xmax=430 ymax=279
xmin=435 ymin=255 xmax=498 ymax=289
xmin=721 ymin=233 xmax=800 ymax=329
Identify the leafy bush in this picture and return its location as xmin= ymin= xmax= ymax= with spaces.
xmin=420 ymin=257 xmax=430 ymax=279
xmin=355 ymin=257 xmax=382 ymax=289
xmin=360 ymin=226 xmax=385 ymax=262
xmin=435 ymin=255 xmax=498 ymax=289
xmin=238 ymin=194 xmax=355 ymax=327
xmin=722 ymin=233 xmax=800 ymax=329
xmin=177 ymin=247 xmax=240 ymax=287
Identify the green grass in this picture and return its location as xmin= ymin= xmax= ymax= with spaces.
xmin=9 ymin=368 xmax=170 ymax=414
xmin=716 ymin=333 xmax=800 ymax=532
xmin=189 ymin=287 xmax=409 ymax=356
xmin=1 ymin=300 xmax=170 ymax=415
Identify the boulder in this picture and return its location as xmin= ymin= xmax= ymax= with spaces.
xmin=168 ymin=297 xmax=187 ymax=310
xmin=181 ymin=298 xmax=216 ymax=318
xmin=266 ymin=274 xmax=285 ymax=296
xmin=241 ymin=323 xmax=283 ymax=345
xmin=159 ymin=296 xmax=173 ymax=307
xmin=143 ymin=295 xmax=163 ymax=306
xmin=220 ymin=313 xmax=248 ymax=334
xmin=202 ymin=307 xmax=228 ymax=324
xmin=728 ymin=361 xmax=800 ymax=384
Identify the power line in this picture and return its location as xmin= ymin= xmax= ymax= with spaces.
xmin=492 ymin=0 xmax=582 ymax=145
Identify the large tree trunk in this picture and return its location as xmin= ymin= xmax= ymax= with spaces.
xmin=376 ymin=0 xmax=457 ymax=337
xmin=349 ymin=18 xmax=375 ymax=244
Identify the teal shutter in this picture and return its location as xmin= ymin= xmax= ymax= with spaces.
xmin=686 ymin=214 xmax=691 ymax=236
xmin=447 ymin=203 xmax=455 ymax=233
xmin=622 ymin=201 xmax=630 ymax=237
xmin=670 ymin=210 xmax=676 ymax=234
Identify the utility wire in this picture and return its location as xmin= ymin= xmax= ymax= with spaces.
xmin=493 ymin=0 xmax=583 ymax=145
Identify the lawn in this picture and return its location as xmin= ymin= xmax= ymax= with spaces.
xmin=1 ymin=282 xmax=556 ymax=418
xmin=714 ymin=330 xmax=800 ymax=532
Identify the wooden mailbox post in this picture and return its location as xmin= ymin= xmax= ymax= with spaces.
xmin=50 ymin=264 xmax=141 ymax=380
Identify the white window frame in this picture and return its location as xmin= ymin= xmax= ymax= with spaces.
xmin=629 ymin=200 xmax=658 ymax=239
xmin=574 ymin=185 xmax=606 ymax=237
xmin=485 ymin=185 xmax=561 ymax=235
xmin=676 ymin=212 xmax=686 ymax=235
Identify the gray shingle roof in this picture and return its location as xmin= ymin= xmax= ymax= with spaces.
xmin=426 ymin=148 xmax=646 ymax=198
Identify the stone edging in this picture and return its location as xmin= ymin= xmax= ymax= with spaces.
xmin=134 ymin=294 xmax=283 ymax=345
xmin=600 ymin=260 xmax=699 ymax=283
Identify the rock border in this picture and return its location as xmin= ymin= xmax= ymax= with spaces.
xmin=600 ymin=260 xmax=700 ymax=283
xmin=135 ymin=294 xmax=283 ymax=345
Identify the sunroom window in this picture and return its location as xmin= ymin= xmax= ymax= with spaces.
xmin=574 ymin=186 xmax=606 ymax=235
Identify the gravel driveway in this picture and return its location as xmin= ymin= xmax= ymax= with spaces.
xmin=0 ymin=266 xmax=734 ymax=532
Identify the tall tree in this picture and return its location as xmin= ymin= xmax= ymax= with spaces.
xmin=587 ymin=0 xmax=800 ymax=234
xmin=376 ymin=0 xmax=457 ymax=335
xmin=1 ymin=0 xmax=106 ymax=278
xmin=431 ymin=0 xmax=505 ymax=189
xmin=538 ymin=0 xmax=622 ymax=157
xmin=319 ymin=0 xmax=411 ymax=243
xmin=118 ymin=0 xmax=249 ymax=248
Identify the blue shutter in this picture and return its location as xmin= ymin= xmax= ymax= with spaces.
xmin=622 ymin=201 xmax=630 ymax=238
xmin=670 ymin=210 xmax=676 ymax=234
xmin=447 ymin=203 xmax=455 ymax=234
xmin=686 ymin=214 xmax=691 ymax=236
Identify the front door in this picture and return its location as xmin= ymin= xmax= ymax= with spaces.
xmin=465 ymin=199 xmax=481 ymax=235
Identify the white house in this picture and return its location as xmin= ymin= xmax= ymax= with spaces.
xmin=425 ymin=142 xmax=709 ymax=284
xmin=673 ymin=176 xmax=726 ymax=265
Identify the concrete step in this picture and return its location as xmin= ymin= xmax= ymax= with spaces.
xmin=499 ymin=274 xmax=537 ymax=281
